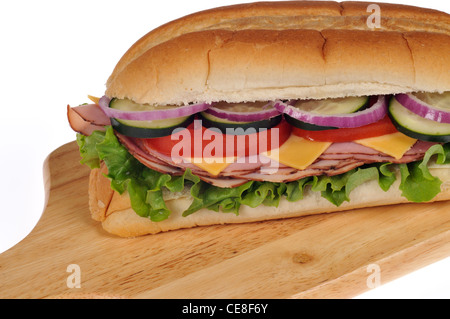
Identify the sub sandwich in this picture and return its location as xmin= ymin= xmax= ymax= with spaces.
xmin=68 ymin=1 xmax=450 ymax=237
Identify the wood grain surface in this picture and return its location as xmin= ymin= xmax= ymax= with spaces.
xmin=0 ymin=141 xmax=449 ymax=299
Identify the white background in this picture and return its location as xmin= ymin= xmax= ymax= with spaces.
xmin=0 ymin=0 xmax=448 ymax=299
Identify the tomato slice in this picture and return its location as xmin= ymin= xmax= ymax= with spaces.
xmin=142 ymin=119 xmax=292 ymax=158
xmin=292 ymin=115 xmax=398 ymax=142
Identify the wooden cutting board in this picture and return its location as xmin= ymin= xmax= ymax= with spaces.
xmin=0 ymin=141 xmax=449 ymax=299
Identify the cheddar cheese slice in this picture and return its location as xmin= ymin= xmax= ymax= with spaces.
xmin=187 ymin=157 xmax=236 ymax=176
xmin=263 ymin=134 xmax=332 ymax=170
xmin=88 ymin=95 xmax=100 ymax=104
xmin=355 ymin=132 xmax=417 ymax=160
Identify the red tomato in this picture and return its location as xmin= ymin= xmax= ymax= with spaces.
xmin=291 ymin=115 xmax=398 ymax=142
xmin=142 ymin=119 xmax=292 ymax=158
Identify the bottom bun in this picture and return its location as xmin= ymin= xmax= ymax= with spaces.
xmin=88 ymin=163 xmax=450 ymax=237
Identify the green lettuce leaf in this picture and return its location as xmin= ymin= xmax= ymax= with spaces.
xmin=398 ymin=143 xmax=449 ymax=202
xmin=76 ymin=130 xmax=105 ymax=169
xmin=184 ymin=181 xmax=254 ymax=216
xmin=307 ymin=166 xmax=382 ymax=206
xmin=285 ymin=178 xmax=312 ymax=202
xmin=376 ymin=162 xmax=397 ymax=191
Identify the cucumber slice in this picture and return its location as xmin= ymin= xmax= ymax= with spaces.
xmin=212 ymin=101 xmax=273 ymax=113
xmin=388 ymin=97 xmax=450 ymax=142
xmin=111 ymin=116 xmax=194 ymax=138
xmin=114 ymin=115 xmax=192 ymax=129
xmin=109 ymin=98 xmax=194 ymax=138
xmin=110 ymin=98 xmax=178 ymax=113
xmin=293 ymin=96 xmax=369 ymax=115
xmin=413 ymin=91 xmax=450 ymax=111
xmin=284 ymin=114 xmax=337 ymax=131
xmin=110 ymin=98 xmax=187 ymax=129
xmin=200 ymin=112 xmax=282 ymax=135
xmin=286 ymin=96 xmax=370 ymax=130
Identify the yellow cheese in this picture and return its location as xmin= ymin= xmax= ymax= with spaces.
xmin=263 ymin=134 xmax=332 ymax=170
xmin=88 ymin=95 xmax=100 ymax=104
xmin=355 ymin=132 xmax=417 ymax=160
xmin=187 ymin=157 xmax=236 ymax=176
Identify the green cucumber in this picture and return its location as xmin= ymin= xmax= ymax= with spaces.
xmin=388 ymin=97 xmax=450 ymax=142
xmin=111 ymin=116 xmax=194 ymax=138
xmin=413 ymin=91 xmax=450 ymax=111
xmin=109 ymin=98 xmax=195 ymax=138
xmin=284 ymin=115 xmax=337 ymax=131
xmin=109 ymin=98 xmax=187 ymax=129
xmin=110 ymin=98 xmax=177 ymax=113
xmin=200 ymin=112 xmax=282 ymax=135
xmin=287 ymin=96 xmax=370 ymax=130
xmin=293 ymin=96 xmax=369 ymax=115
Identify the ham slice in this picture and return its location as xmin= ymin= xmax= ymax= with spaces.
xmin=318 ymin=141 xmax=434 ymax=164
xmin=236 ymin=160 xmax=366 ymax=183
xmin=67 ymin=104 xmax=110 ymax=136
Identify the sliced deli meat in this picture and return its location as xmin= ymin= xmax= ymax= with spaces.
xmin=67 ymin=104 xmax=110 ymax=136
xmin=318 ymin=140 xmax=435 ymax=163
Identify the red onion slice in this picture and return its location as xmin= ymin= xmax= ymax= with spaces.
xmin=273 ymin=95 xmax=387 ymax=128
xmin=98 ymin=95 xmax=211 ymax=121
xmin=395 ymin=93 xmax=450 ymax=123
xmin=204 ymin=101 xmax=280 ymax=122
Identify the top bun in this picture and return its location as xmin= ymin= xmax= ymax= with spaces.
xmin=105 ymin=1 xmax=450 ymax=105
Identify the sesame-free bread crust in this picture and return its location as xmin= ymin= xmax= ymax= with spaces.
xmin=105 ymin=1 xmax=450 ymax=105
